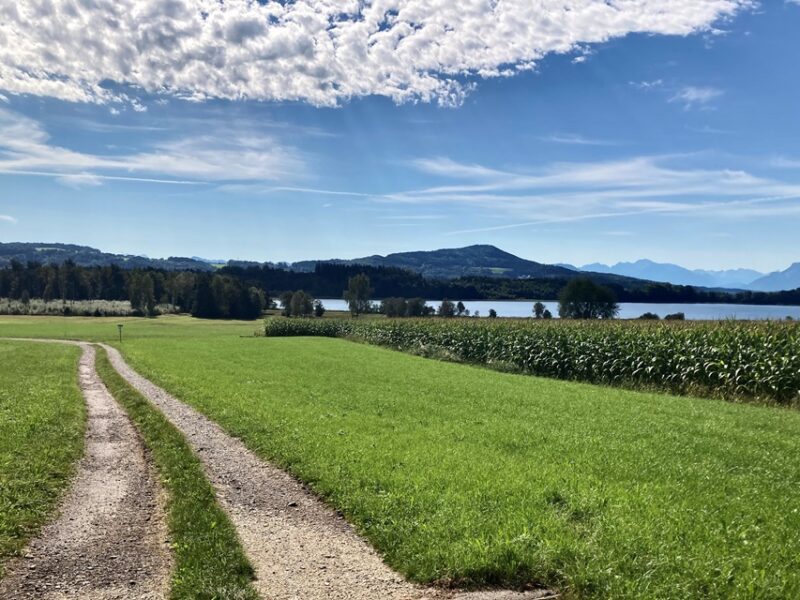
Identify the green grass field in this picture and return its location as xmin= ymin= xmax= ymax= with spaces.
xmin=95 ymin=350 xmax=258 ymax=600
xmin=120 ymin=334 xmax=799 ymax=598
xmin=0 ymin=314 xmax=259 ymax=341
xmin=3 ymin=315 xmax=800 ymax=598
xmin=0 ymin=341 xmax=85 ymax=576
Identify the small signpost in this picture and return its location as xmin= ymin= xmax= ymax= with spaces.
xmin=117 ymin=324 xmax=124 ymax=343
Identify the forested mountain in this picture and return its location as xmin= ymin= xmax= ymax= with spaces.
xmin=0 ymin=242 xmax=213 ymax=272
xmin=291 ymin=244 xmax=667 ymax=289
xmin=293 ymin=244 xmax=569 ymax=279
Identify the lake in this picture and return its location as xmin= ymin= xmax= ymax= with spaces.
xmin=317 ymin=299 xmax=800 ymax=321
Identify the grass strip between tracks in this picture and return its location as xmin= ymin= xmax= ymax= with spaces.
xmin=96 ymin=347 xmax=259 ymax=600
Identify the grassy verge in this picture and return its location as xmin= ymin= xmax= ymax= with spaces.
xmin=116 ymin=334 xmax=800 ymax=599
xmin=0 ymin=341 xmax=85 ymax=576
xmin=94 ymin=348 xmax=258 ymax=600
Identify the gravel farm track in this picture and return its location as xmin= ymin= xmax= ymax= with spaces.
xmin=0 ymin=342 xmax=171 ymax=600
xmin=1 ymin=338 xmax=554 ymax=600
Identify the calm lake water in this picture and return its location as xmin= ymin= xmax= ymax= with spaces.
xmin=318 ymin=299 xmax=800 ymax=321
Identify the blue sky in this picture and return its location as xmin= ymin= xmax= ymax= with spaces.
xmin=1 ymin=1 xmax=799 ymax=271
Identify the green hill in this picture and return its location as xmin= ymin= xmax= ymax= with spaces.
xmin=292 ymin=244 xmax=659 ymax=288
xmin=0 ymin=242 xmax=213 ymax=272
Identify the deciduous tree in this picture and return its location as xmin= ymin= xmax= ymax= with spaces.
xmin=558 ymin=278 xmax=618 ymax=319
xmin=344 ymin=273 xmax=373 ymax=317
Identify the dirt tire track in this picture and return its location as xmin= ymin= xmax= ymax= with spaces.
xmin=101 ymin=343 xmax=552 ymax=600
xmin=0 ymin=341 xmax=171 ymax=600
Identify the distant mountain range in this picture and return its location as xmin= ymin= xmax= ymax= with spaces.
xmin=3 ymin=242 xmax=799 ymax=293
xmin=573 ymin=259 xmax=764 ymax=289
xmin=293 ymin=246 xmax=800 ymax=293
xmin=750 ymin=263 xmax=800 ymax=292
xmin=292 ymin=244 xmax=686 ymax=289
xmin=564 ymin=259 xmax=800 ymax=292
xmin=0 ymin=243 xmax=214 ymax=271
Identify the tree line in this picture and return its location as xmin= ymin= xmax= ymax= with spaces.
xmin=2 ymin=260 xmax=799 ymax=321
xmin=0 ymin=261 xmax=267 ymax=319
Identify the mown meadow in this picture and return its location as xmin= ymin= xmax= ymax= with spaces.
xmin=113 ymin=327 xmax=800 ymax=598
xmin=3 ymin=315 xmax=800 ymax=598
xmin=0 ymin=341 xmax=85 ymax=575
xmin=265 ymin=318 xmax=800 ymax=405
xmin=0 ymin=314 xmax=259 ymax=341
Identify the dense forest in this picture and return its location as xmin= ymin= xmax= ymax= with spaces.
xmin=1 ymin=260 xmax=799 ymax=319
xmin=0 ymin=261 xmax=262 ymax=319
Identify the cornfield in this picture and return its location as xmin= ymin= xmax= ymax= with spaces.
xmin=265 ymin=318 xmax=800 ymax=405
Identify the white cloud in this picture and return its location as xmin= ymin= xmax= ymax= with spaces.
xmin=687 ymin=125 xmax=733 ymax=134
xmin=383 ymin=155 xmax=800 ymax=232
xmin=600 ymin=230 xmax=636 ymax=237
xmin=410 ymin=157 xmax=509 ymax=180
xmin=0 ymin=1 xmax=753 ymax=107
xmin=222 ymin=150 xmax=800 ymax=232
xmin=630 ymin=79 xmax=664 ymax=90
xmin=55 ymin=172 xmax=105 ymax=189
xmin=378 ymin=215 xmax=445 ymax=221
xmin=219 ymin=185 xmax=376 ymax=197
xmin=538 ymin=133 xmax=618 ymax=146
xmin=0 ymin=214 xmax=17 ymax=223
xmin=669 ymin=86 xmax=725 ymax=108
xmin=0 ymin=108 xmax=304 ymax=184
xmin=771 ymin=157 xmax=800 ymax=168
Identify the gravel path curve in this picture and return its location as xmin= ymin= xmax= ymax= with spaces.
xmin=101 ymin=343 xmax=554 ymax=600
xmin=0 ymin=341 xmax=171 ymax=600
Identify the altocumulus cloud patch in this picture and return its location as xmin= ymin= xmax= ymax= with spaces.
xmin=0 ymin=0 xmax=752 ymax=107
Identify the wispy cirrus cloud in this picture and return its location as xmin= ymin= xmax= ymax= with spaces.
xmin=669 ymin=86 xmax=725 ymax=109
xmin=631 ymin=79 xmax=726 ymax=110
xmin=409 ymin=157 xmax=509 ymax=180
xmin=630 ymin=79 xmax=664 ymax=90
xmin=218 ymin=185 xmax=376 ymax=198
xmin=0 ymin=1 xmax=753 ymax=108
xmin=0 ymin=108 xmax=305 ymax=186
xmin=389 ymin=155 xmax=800 ymax=233
xmin=0 ymin=214 xmax=17 ymax=223
xmin=538 ymin=133 xmax=619 ymax=146
xmin=770 ymin=157 xmax=800 ymax=168
xmin=258 ymin=152 xmax=800 ymax=233
xmin=377 ymin=215 xmax=445 ymax=221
